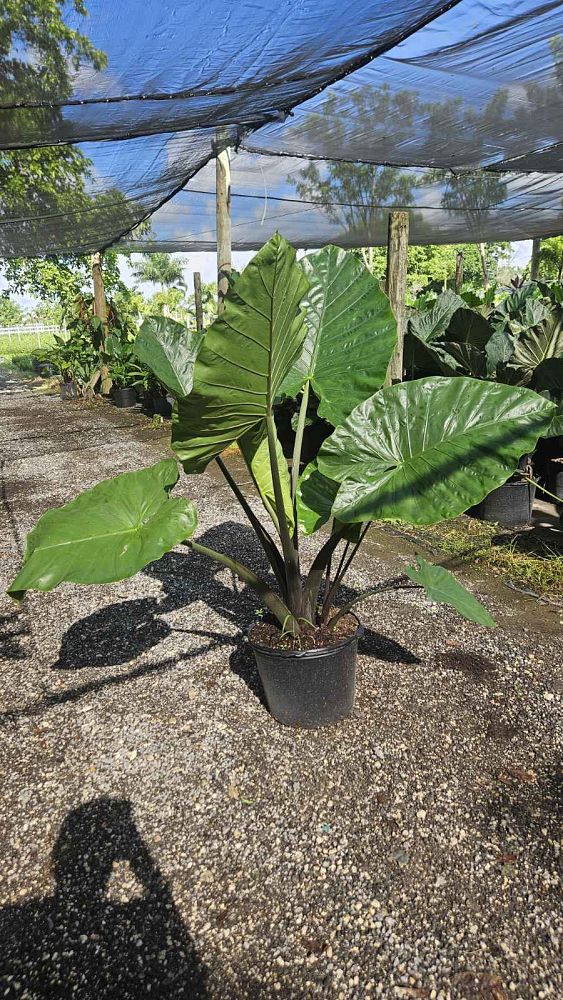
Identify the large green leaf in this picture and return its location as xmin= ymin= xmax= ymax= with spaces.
xmin=8 ymin=460 xmax=197 ymax=601
xmin=280 ymin=246 xmax=396 ymax=426
xmin=445 ymin=308 xmax=492 ymax=349
xmin=408 ymin=290 xmax=465 ymax=343
xmin=405 ymin=556 xmax=496 ymax=627
xmin=532 ymin=356 xmax=563 ymax=395
xmin=239 ymin=420 xmax=294 ymax=530
xmin=532 ymin=358 xmax=563 ymax=438
xmin=317 ymin=377 xmax=556 ymax=525
xmin=134 ymin=316 xmax=204 ymax=397
xmin=509 ymin=307 xmax=563 ymax=378
xmin=485 ymin=326 xmax=516 ymax=374
xmin=172 ymin=234 xmax=308 ymax=474
xmin=438 ymin=341 xmax=488 ymax=378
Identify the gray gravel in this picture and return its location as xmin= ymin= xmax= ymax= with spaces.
xmin=0 ymin=380 xmax=561 ymax=1000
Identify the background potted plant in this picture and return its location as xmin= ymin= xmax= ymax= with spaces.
xmin=8 ymin=237 xmax=556 ymax=728
xmin=104 ymin=334 xmax=147 ymax=408
xmin=404 ymin=281 xmax=563 ymax=526
xmin=42 ymin=329 xmax=100 ymax=400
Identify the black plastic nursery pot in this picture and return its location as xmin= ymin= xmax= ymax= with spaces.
xmin=152 ymin=394 xmax=173 ymax=419
xmin=249 ymin=617 xmax=363 ymax=729
xmin=113 ymin=386 xmax=137 ymax=408
xmin=34 ymin=360 xmax=57 ymax=377
xmin=469 ymin=477 xmax=536 ymax=528
xmin=59 ymin=380 xmax=78 ymax=401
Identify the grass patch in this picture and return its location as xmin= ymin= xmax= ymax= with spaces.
xmin=0 ymin=332 xmax=58 ymax=368
xmin=381 ymin=515 xmax=563 ymax=598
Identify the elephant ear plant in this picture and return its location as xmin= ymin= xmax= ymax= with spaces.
xmin=9 ymin=236 xmax=556 ymax=728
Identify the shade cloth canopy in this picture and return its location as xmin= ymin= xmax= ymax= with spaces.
xmin=1 ymin=0 xmax=562 ymax=256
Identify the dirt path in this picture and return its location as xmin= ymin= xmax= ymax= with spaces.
xmin=1 ymin=379 xmax=561 ymax=999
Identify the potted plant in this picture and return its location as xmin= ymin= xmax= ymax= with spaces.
xmin=8 ymin=238 xmax=556 ymax=727
xmin=405 ymin=282 xmax=563 ymax=526
xmin=104 ymin=335 xmax=145 ymax=408
xmin=41 ymin=330 xmax=100 ymax=400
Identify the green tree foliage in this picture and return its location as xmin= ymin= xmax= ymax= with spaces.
xmin=536 ymin=237 xmax=563 ymax=281
xmin=0 ymin=1 xmax=107 ymax=251
xmin=0 ymin=296 xmax=24 ymax=326
xmin=132 ymin=254 xmax=188 ymax=291
xmin=352 ymin=243 xmax=511 ymax=292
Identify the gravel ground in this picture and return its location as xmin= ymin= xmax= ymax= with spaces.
xmin=0 ymin=377 xmax=561 ymax=1000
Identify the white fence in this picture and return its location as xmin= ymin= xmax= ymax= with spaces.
xmin=0 ymin=324 xmax=63 ymax=346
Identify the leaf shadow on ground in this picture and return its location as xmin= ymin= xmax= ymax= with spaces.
xmin=0 ymin=524 xmax=419 ymax=723
xmin=0 ymin=797 xmax=210 ymax=999
xmin=53 ymin=522 xmax=419 ymax=674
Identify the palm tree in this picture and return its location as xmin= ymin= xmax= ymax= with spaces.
xmin=131 ymin=253 xmax=188 ymax=292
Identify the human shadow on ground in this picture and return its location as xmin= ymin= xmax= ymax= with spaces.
xmin=0 ymin=797 xmax=209 ymax=999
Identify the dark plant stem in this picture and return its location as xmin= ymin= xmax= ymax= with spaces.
xmin=182 ymin=539 xmax=295 ymax=629
xmin=214 ymin=456 xmax=288 ymax=600
xmin=328 ymin=579 xmax=421 ymax=629
xmin=322 ymin=523 xmax=371 ymax=621
xmin=266 ymin=412 xmax=302 ymax=625
xmin=302 ymin=525 xmax=347 ymax=622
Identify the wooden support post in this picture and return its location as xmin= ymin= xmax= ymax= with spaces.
xmin=91 ymin=251 xmax=108 ymax=343
xmin=91 ymin=250 xmax=111 ymax=393
xmin=384 ymin=211 xmax=409 ymax=386
xmin=216 ymin=146 xmax=231 ymax=314
xmin=193 ymin=271 xmax=204 ymax=332
xmin=478 ymin=242 xmax=490 ymax=289
xmin=530 ymin=237 xmax=541 ymax=281
xmin=455 ymin=250 xmax=464 ymax=293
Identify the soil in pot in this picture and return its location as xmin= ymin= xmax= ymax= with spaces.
xmin=113 ymin=386 xmax=137 ymax=408
xmin=469 ymin=477 xmax=536 ymax=528
xmin=60 ymin=381 xmax=78 ymax=401
xmin=248 ymin=614 xmax=362 ymax=729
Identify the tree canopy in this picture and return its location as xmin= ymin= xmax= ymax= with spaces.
xmin=132 ymin=254 xmax=188 ymax=291
xmin=1 ymin=1 xmax=107 ymax=252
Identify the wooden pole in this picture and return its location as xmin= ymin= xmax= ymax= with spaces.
xmin=384 ymin=211 xmax=409 ymax=386
xmin=455 ymin=250 xmax=464 ymax=292
xmin=91 ymin=250 xmax=111 ymax=393
xmin=216 ymin=146 xmax=231 ymax=314
xmin=193 ymin=271 xmax=204 ymax=332
xmin=478 ymin=242 xmax=490 ymax=289
xmin=530 ymin=237 xmax=541 ymax=281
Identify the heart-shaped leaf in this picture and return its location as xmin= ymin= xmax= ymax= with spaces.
xmin=318 ymin=377 xmax=556 ymax=525
xmin=408 ymin=290 xmax=465 ymax=343
xmin=172 ymin=234 xmax=308 ymax=474
xmin=134 ymin=315 xmax=204 ymax=397
xmin=405 ymin=556 xmax=496 ymax=626
xmin=280 ymin=245 xmax=396 ymax=426
xmin=8 ymin=460 xmax=197 ymax=600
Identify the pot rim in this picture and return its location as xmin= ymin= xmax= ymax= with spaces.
xmin=248 ymin=612 xmax=363 ymax=660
